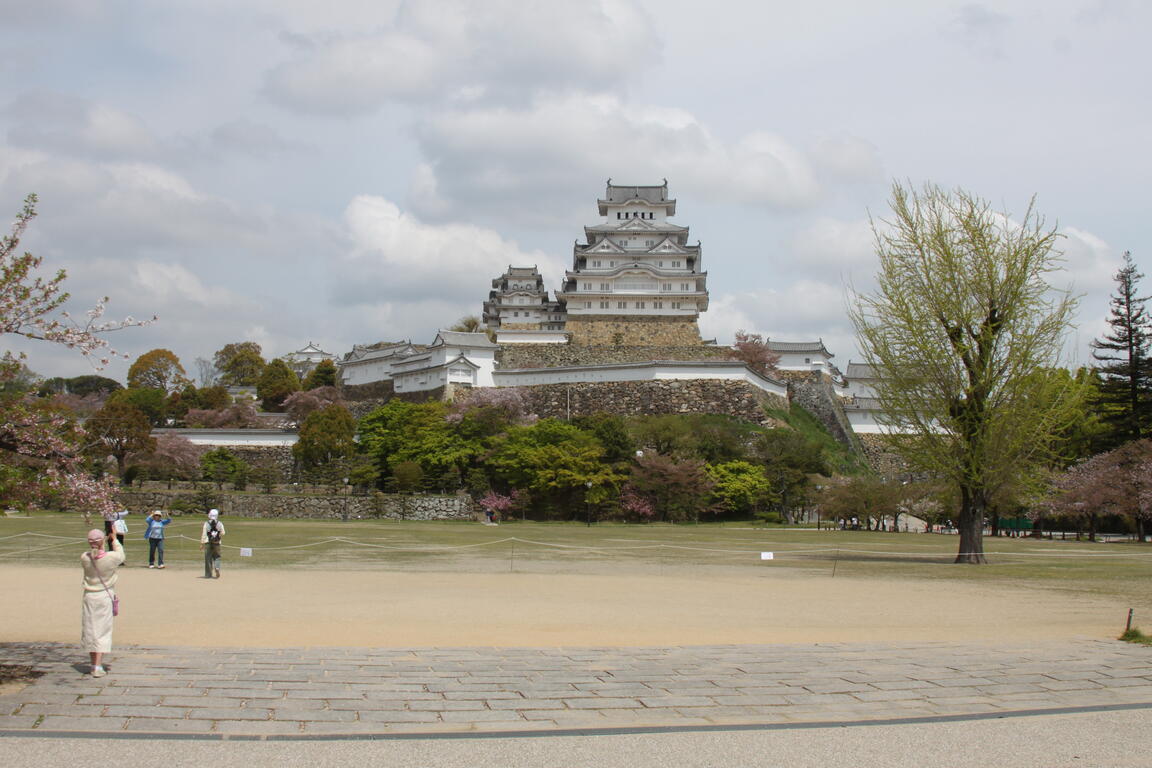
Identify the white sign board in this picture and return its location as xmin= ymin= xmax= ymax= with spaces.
xmin=760 ymin=552 xmax=774 ymax=560
xmin=239 ymin=548 xmax=253 ymax=557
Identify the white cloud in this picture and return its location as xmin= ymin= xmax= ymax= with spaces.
xmin=701 ymin=280 xmax=857 ymax=358
xmin=945 ymin=4 xmax=1013 ymax=56
xmin=411 ymin=92 xmax=823 ymax=221
xmin=3 ymin=92 xmax=155 ymax=160
xmin=811 ymin=134 xmax=884 ymax=183
xmin=790 ymin=217 xmax=876 ymax=272
xmin=263 ymin=0 xmax=660 ymax=115
xmin=337 ymin=194 xmax=564 ymax=305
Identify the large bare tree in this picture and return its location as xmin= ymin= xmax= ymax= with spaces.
xmin=850 ymin=182 xmax=1083 ymax=563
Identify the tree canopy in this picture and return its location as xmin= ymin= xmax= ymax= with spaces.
xmin=1090 ymin=251 xmax=1151 ymax=445
xmin=127 ymin=348 xmax=188 ymax=393
xmin=302 ymin=358 xmax=337 ymax=389
xmin=2 ymin=194 xmax=148 ymax=517
xmin=214 ymin=342 xmax=265 ymax=387
xmin=850 ymin=182 xmax=1082 ymax=563
xmin=256 ymin=358 xmax=300 ymax=411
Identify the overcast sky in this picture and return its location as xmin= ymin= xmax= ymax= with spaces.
xmin=2 ymin=0 xmax=1145 ymax=381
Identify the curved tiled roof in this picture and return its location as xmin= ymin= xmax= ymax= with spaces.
xmin=766 ymin=340 xmax=832 ymax=356
xmin=597 ymin=180 xmax=676 ymax=215
xmin=844 ymin=362 xmax=877 ymax=379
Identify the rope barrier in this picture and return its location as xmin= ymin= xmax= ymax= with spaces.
xmin=2 ymin=530 xmax=1150 ymax=559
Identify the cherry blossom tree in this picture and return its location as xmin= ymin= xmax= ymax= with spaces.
xmin=730 ymin=330 xmax=781 ymax=377
xmin=1043 ymin=440 xmax=1152 ymax=541
xmin=282 ymin=386 xmax=343 ymax=426
xmin=1 ymin=194 xmax=152 ymax=519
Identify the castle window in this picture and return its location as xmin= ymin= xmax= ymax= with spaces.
xmin=599 ymin=282 xmax=610 ymax=290
xmin=672 ymin=302 xmax=682 ymax=309
xmin=582 ymin=282 xmax=591 ymax=290
xmin=661 ymin=283 xmax=671 ymax=291
xmin=585 ymin=301 xmax=592 ymax=308
xmin=672 ymin=261 xmax=681 ymax=268
xmin=636 ymin=301 xmax=645 ymax=309
xmin=680 ymin=283 xmax=690 ymax=291
xmin=592 ymin=260 xmax=601 ymax=267
xmin=616 ymin=212 xmax=621 ymax=219
xmin=600 ymin=301 xmax=609 ymax=308
xmin=653 ymin=301 xmax=663 ymax=309
xmin=609 ymin=261 xmax=616 ymax=267
xmin=513 ymin=311 xmax=519 ymax=317
xmin=645 ymin=240 xmax=654 ymax=247
xmin=617 ymin=301 xmax=627 ymax=309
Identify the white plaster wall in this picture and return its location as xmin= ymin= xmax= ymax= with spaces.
xmin=493 ymin=363 xmax=786 ymax=398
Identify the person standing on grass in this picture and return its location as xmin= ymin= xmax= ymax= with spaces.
xmin=200 ymin=509 xmax=225 ymax=578
xmin=144 ymin=510 xmax=171 ymax=569
xmin=103 ymin=509 xmax=130 ymax=566
xmin=81 ymin=528 xmax=124 ymax=677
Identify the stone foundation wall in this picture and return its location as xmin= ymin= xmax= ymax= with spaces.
xmin=486 ymin=380 xmax=787 ymax=425
xmin=340 ymin=380 xmax=394 ymax=401
xmin=564 ymin=316 xmax=703 ymax=346
xmin=498 ymin=344 xmax=730 ymax=370
xmin=785 ymin=371 xmax=860 ymax=451
xmin=342 ymin=384 xmax=450 ymax=418
xmin=857 ymin=434 xmax=917 ymax=477
xmin=228 ymin=446 xmax=295 ymax=482
xmin=118 ymin=489 xmax=475 ymax=520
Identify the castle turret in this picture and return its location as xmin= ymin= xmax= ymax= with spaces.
xmin=555 ymin=180 xmax=708 ymax=346
xmin=482 ymin=265 xmax=565 ymax=331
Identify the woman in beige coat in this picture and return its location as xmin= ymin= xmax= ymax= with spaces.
xmin=81 ymin=529 xmax=124 ymax=677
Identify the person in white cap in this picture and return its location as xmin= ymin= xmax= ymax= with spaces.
xmin=200 ymin=509 xmax=225 ymax=578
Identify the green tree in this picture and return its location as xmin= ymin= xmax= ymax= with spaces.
xmin=631 ymin=414 xmax=694 ymax=457
xmin=38 ymin=374 xmax=123 ymax=397
xmin=256 ymin=358 xmax=300 ymax=411
xmin=359 ymin=400 xmax=484 ymax=478
xmin=302 ymin=358 xmax=338 ymax=389
xmin=707 ymin=460 xmax=776 ymax=516
xmin=85 ymin=400 xmax=155 ymax=478
xmin=107 ymin=386 xmax=168 ymax=427
xmin=293 ymin=403 xmax=357 ymax=470
xmin=201 ymin=447 xmax=249 ymax=490
xmin=197 ymin=385 xmax=231 ymax=410
xmin=127 ymin=348 xmax=189 ymax=393
xmin=754 ymin=429 xmax=827 ymax=522
xmin=392 ymin=460 xmax=424 ymax=493
xmin=487 ymin=419 xmax=619 ymax=517
xmin=850 ymin=182 xmax=1082 ymax=563
xmin=1090 ymin=251 xmax=1152 ymax=446
xmin=573 ymin=413 xmax=634 ymax=463
xmin=214 ymin=342 xmax=265 ymax=387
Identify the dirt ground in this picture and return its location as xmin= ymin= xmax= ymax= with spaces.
xmin=0 ymin=562 xmax=1132 ymax=648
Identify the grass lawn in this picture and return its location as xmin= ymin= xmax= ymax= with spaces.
xmin=4 ymin=511 xmax=1151 ymax=612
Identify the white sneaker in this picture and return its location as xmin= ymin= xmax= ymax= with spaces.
xmin=158 ymin=564 xmax=165 ymax=569
xmin=91 ymin=666 xmax=106 ymax=678
xmin=149 ymin=564 xmax=156 ymax=568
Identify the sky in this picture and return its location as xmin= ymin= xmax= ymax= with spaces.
xmin=1 ymin=0 xmax=1146 ymax=382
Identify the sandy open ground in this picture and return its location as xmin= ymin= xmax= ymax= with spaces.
xmin=0 ymin=562 xmax=1132 ymax=647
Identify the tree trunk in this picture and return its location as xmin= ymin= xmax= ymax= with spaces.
xmin=955 ymin=485 xmax=987 ymax=564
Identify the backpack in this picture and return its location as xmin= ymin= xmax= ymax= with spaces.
xmin=206 ymin=519 xmax=222 ymax=544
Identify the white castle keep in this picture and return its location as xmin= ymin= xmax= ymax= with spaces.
xmin=336 ymin=181 xmax=888 ymax=433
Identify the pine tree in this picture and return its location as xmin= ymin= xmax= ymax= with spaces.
xmin=1091 ymin=251 xmax=1151 ymax=444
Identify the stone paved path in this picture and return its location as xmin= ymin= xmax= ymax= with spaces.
xmin=1 ymin=640 xmax=1150 ymax=738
